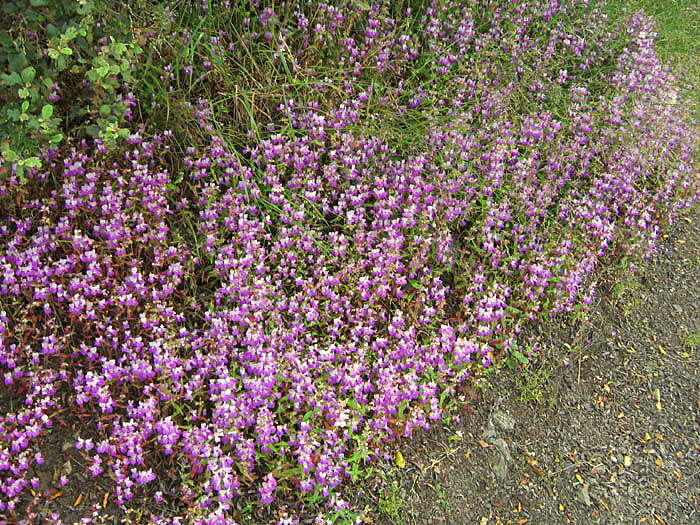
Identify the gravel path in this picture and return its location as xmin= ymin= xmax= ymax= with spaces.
xmin=356 ymin=205 xmax=700 ymax=525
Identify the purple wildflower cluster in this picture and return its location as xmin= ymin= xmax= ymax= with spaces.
xmin=1 ymin=0 xmax=698 ymax=522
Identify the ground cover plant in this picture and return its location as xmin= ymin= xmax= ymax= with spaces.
xmin=1 ymin=0 xmax=699 ymax=523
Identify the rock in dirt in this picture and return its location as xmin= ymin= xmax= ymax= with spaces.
xmin=577 ymin=485 xmax=593 ymax=507
xmin=488 ymin=437 xmax=512 ymax=481
xmin=491 ymin=410 xmax=516 ymax=432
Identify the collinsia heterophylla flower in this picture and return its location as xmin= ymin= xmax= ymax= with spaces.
xmin=0 ymin=0 xmax=698 ymax=521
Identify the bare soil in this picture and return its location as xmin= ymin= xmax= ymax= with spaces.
xmin=353 ymin=206 xmax=700 ymax=525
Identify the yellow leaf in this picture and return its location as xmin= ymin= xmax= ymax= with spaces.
xmin=658 ymin=345 xmax=666 ymax=355
xmin=644 ymin=433 xmax=651 ymax=441
xmin=395 ymin=451 xmax=406 ymax=469
xmin=477 ymin=439 xmax=489 ymax=448
xmin=656 ymin=401 xmax=662 ymax=411
xmin=576 ymin=474 xmax=583 ymax=484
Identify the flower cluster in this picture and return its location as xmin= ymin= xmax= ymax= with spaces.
xmin=0 ymin=0 xmax=698 ymax=522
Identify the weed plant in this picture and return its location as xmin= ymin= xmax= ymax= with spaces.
xmin=0 ymin=0 xmax=698 ymax=523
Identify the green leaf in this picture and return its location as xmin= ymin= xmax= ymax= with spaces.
xmin=99 ymin=104 xmax=111 ymax=116
xmin=60 ymin=47 xmax=73 ymax=55
xmin=21 ymin=66 xmax=36 ymax=83
xmin=21 ymin=100 xmax=29 ymax=113
xmin=1 ymin=149 xmax=18 ymax=162
xmin=41 ymin=104 xmax=53 ymax=119
xmin=29 ymin=0 xmax=49 ymax=6
xmin=96 ymin=65 xmax=110 ymax=78
xmin=395 ymin=451 xmax=406 ymax=469
xmin=50 ymin=133 xmax=64 ymax=144
xmin=56 ymin=56 xmax=66 ymax=71
xmin=18 ymin=87 xmax=29 ymax=98
xmin=24 ymin=157 xmax=41 ymax=168
xmin=8 ymin=53 xmax=26 ymax=72
xmin=46 ymin=24 xmax=59 ymax=38
xmin=512 ymin=349 xmax=529 ymax=365
xmin=1 ymin=3 xmax=18 ymax=16
xmin=0 ymin=72 xmax=22 ymax=86
xmin=0 ymin=31 xmax=12 ymax=48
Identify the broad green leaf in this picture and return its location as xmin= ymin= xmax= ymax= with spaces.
xmin=8 ymin=53 xmax=26 ymax=72
xmin=1 ymin=3 xmax=18 ymax=15
xmin=50 ymin=133 xmax=64 ymax=143
xmin=512 ymin=349 xmax=529 ymax=365
xmin=21 ymin=66 xmax=36 ymax=83
xmin=1 ymin=72 xmax=22 ymax=86
xmin=0 ymin=31 xmax=12 ymax=48
xmin=41 ymin=104 xmax=53 ymax=119
xmin=64 ymin=27 xmax=78 ymax=40
xmin=21 ymin=100 xmax=29 ymax=113
xmin=18 ymin=87 xmax=29 ymax=98
xmin=24 ymin=157 xmax=41 ymax=168
xmin=1 ymin=149 xmax=18 ymax=162
xmin=60 ymin=47 xmax=73 ymax=55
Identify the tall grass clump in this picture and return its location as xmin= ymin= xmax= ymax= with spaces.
xmin=1 ymin=0 xmax=698 ymax=523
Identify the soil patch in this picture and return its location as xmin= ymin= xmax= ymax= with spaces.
xmin=353 ymin=206 xmax=700 ymax=525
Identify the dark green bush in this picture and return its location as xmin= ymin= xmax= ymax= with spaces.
xmin=0 ymin=0 xmax=141 ymax=180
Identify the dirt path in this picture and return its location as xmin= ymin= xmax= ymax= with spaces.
xmin=355 ymin=206 xmax=700 ymax=525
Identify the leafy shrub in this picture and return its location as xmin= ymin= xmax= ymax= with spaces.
xmin=0 ymin=0 xmax=140 ymax=180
